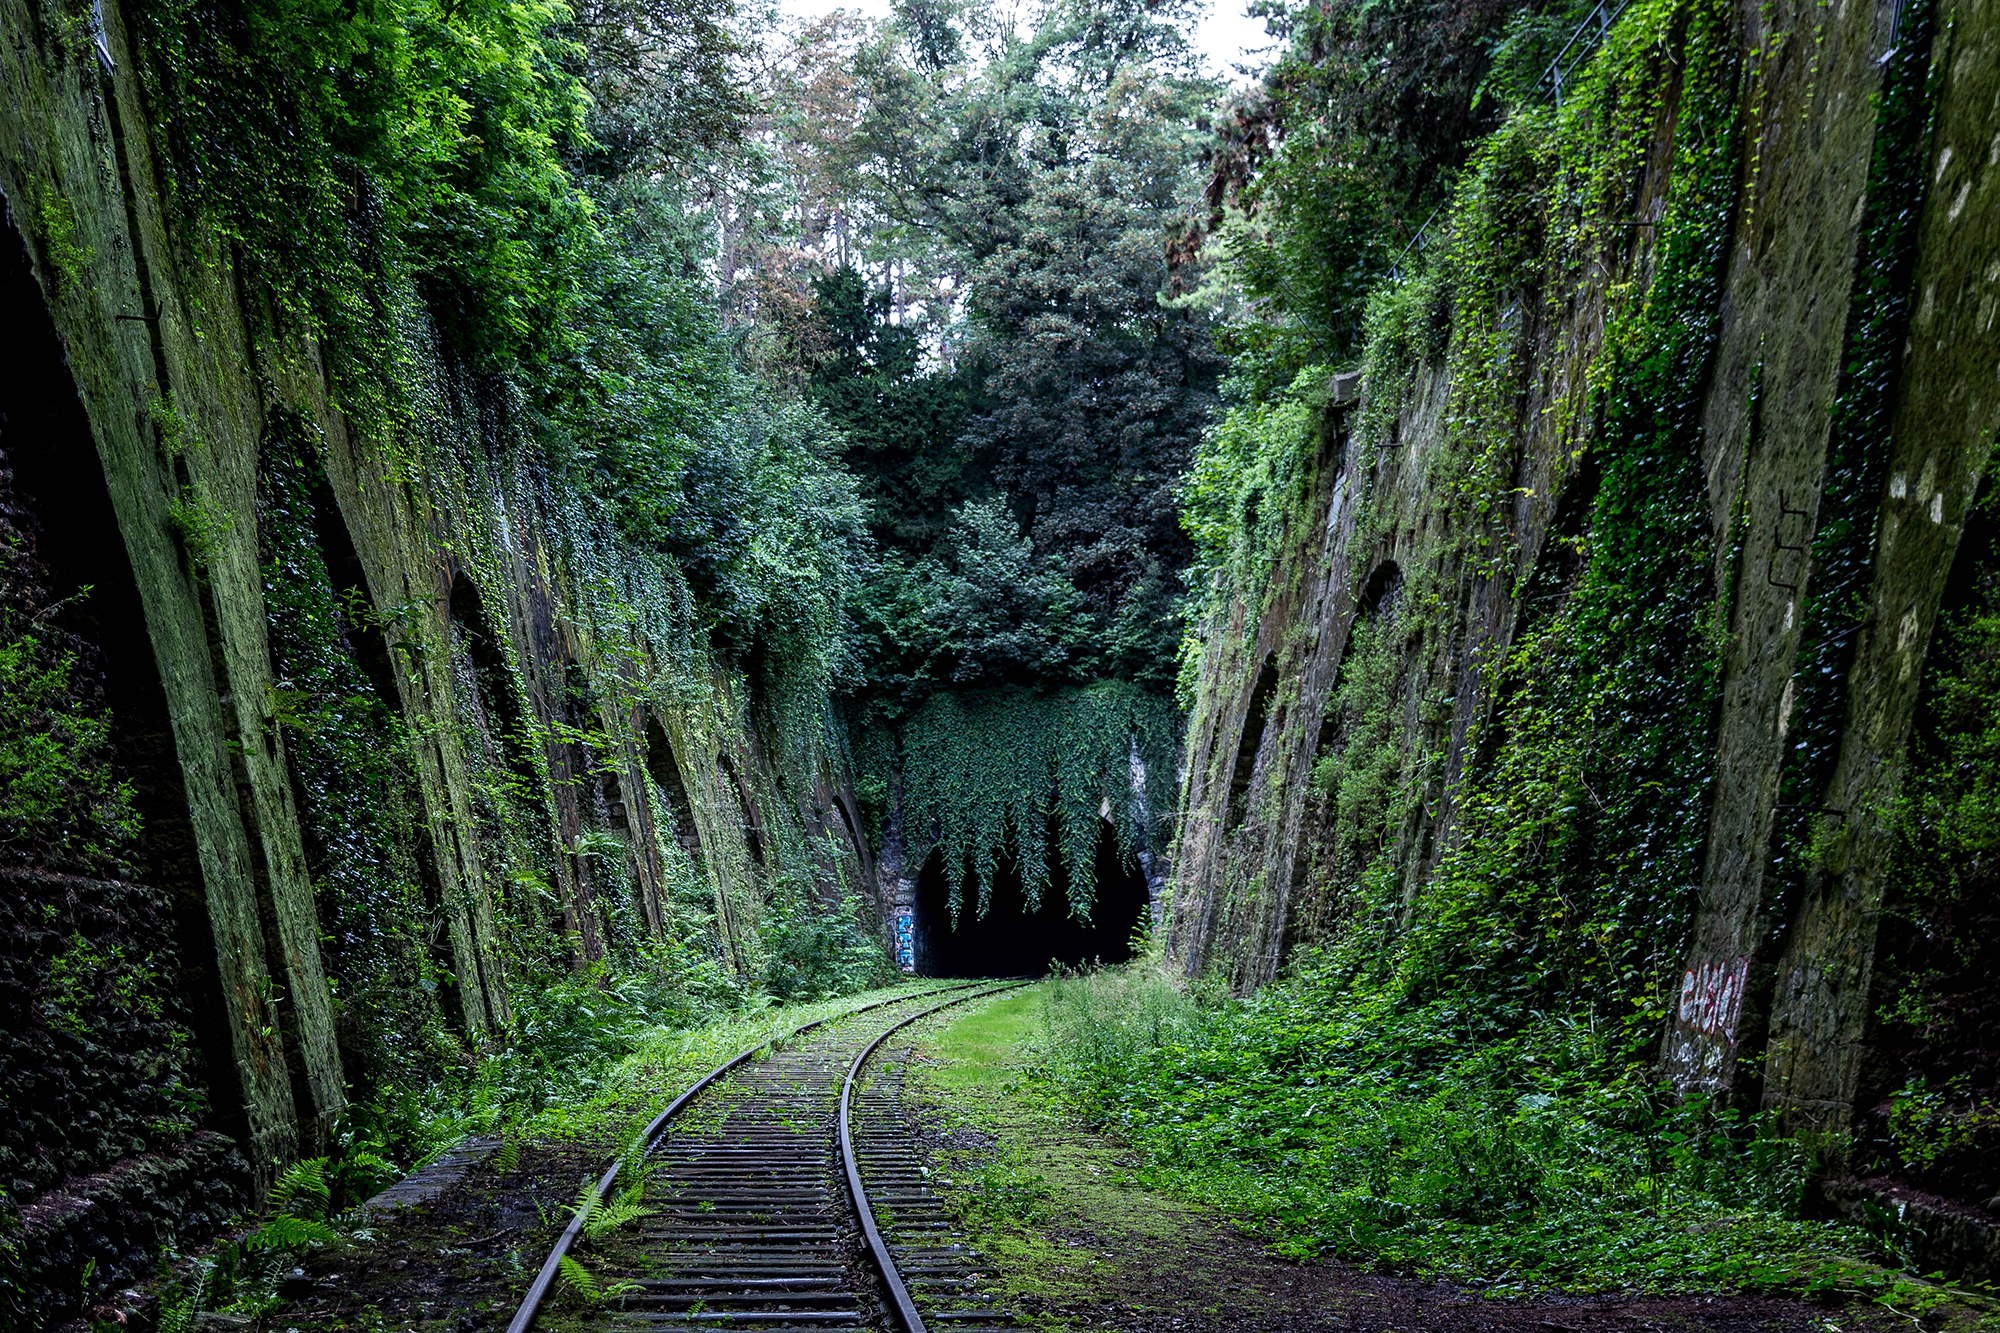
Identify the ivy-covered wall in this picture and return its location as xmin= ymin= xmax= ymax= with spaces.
xmin=1167 ymin=0 xmax=1997 ymax=1145
xmin=0 ymin=0 xmax=874 ymax=1317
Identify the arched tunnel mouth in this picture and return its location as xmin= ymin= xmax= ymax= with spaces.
xmin=911 ymin=822 xmax=1151 ymax=978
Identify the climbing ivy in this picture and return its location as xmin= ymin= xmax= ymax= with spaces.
xmin=1184 ymin=0 xmax=1745 ymax=1036
xmin=259 ymin=417 xmax=461 ymax=1082
xmin=0 ymin=618 xmax=138 ymax=874
xmin=887 ymin=683 xmax=1178 ymax=921
xmin=1772 ymin=0 xmax=1941 ymax=857
xmin=1394 ymin=0 xmax=1742 ymax=1024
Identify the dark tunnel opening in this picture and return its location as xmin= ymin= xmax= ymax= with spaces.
xmin=912 ymin=822 xmax=1151 ymax=978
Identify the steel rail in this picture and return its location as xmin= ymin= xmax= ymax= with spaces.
xmin=838 ymin=981 xmax=1032 ymax=1333
xmin=503 ymin=980 xmax=985 ymax=1333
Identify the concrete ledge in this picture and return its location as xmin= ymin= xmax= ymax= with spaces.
xmin=1812 ymin=1176 xmax=2000 ymax=1280
xmin=359 ymin=1136 xmax=501 ymax=1215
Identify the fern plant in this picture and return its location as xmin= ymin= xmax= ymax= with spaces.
xmin=270 ymin=1157 xmax=332 ymax=1220
xmin=492 ymin=1127 xmax=523 ymax=1175
xmin=154 ymin=1259 xmax=215 ymax=1333
xmin=244 ymin=1213 xmax=340 ymax=1251
xmin=566 ymin=1174 xmax=656 ymax=1245
xmin=556 ymin=1254 xmax=641 ymax=1305
xmin=245 ymin=1155 xmax=341 ymax=1251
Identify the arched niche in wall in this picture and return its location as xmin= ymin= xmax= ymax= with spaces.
xmin=1312 ymin=559 xmax=1406 ymax=767
xmin=446 ymin=571 xmax=558 ymax=956
xmin=643 ymin=714 xmax=705 ymax=867
xmin=1293 ymin=556 xmax=1410 ymax=934
xmin=717 ymin=750 xmax=766 ymax=868
xmin=297 ymin=459 xmax=399 ymax=709
xmin=447 ymin=573 xmax=538 ymax=787
xmin=559 ymin=660 xmax=615 ymax=830
xmin=1226 ymin=652 xmax=1281 ymax=835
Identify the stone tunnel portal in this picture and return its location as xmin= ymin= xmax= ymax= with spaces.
xmin=911 ymin=822 xmax=1151 ymax=977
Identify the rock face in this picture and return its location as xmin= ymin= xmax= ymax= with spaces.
xmin=0 ymin=0 xmax=872 ymax=1318
xmin=1166 ymin=0 xmax=1998 ymax=1136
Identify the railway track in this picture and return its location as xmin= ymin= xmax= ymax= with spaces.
xmin=505 ymin=981 xmax=1028 ymax=1333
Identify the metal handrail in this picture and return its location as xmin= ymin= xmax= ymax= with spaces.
xmin=1389 ymin=199 xmax=1451 ymax=279
xmin=1538 ymin=0 xmax=1635 ymax=104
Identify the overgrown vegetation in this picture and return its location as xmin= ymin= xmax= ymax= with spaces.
xmin=0 ymin=606 xmax=137 ymax=874
xmin=1866 ymin=481 xmax=2000 ymax=1198
xmin=148 ymin=983 xmax=944 ymax=1327
xmin=746 ymin=0 xmax=1218 ymax=918
xmin=1184 ymin=0 xmax=1743 ymax=1029
xmin=1151 ymin=0 xmax=1989 ymax=1297
xmin=1036 ymin=967 xmax=1968 ymax=1306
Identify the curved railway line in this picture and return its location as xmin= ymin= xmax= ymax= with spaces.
xmin=505 ymin=981 xmax=1030 ymax=1333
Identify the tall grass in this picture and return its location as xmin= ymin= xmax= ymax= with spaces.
xmin=1036 ymin=964 xmax=1876 ymax=1295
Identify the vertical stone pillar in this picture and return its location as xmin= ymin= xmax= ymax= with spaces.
xmin=1663 ymin=0 xmax=1905 ymax=1095
xmin=1761 ymin=0 xmax=2000 ymax=1132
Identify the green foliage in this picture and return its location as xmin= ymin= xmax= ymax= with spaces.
xmin=258 ymin=420 xmax=463 ymax=1086
xmin=153 ymin=1259 xmax=215 ymax=1333
xmin=245 ymin=1158 xmax=346 ymax=1251
xmin=1768 ymin=0 xmax=1940 ymax=907
xmin=1868 ymin=483 xmax=2000 ymax=1192
xmin=1417 ymin=0 xmax=1733 ymax=1013
xmin=1194 ymin=0 xmax=1586 ymax=370
xmin=1179 ymin=365 xmax=1336 ymax=618
xmin=1035 ymin=966 xmax=1874 ymax=1295
xmin=567 ymin=1172 xmax=656 ymax=1246
xmin=1188 ymin=0 xmax=1744 ymax=1036
xmin=795 ymin=0 xmax=1219 ymax=717
xmin=557 ymin=1252 xmax=641 ymax=1303
xmin=135 ymin=0 xmax=865 ymax=713
xmin=761 ymin=885 xmax=893 ymax=1002
xmin=34 ymin=190 xmax=90 ymax=291
xmin=0 ymin=613 xmax=138 ymax=872
xmin=808 ymin=267 xmax=988 ymax=556
xmin=164 ymin=493 xmax=233 ymax=576
xmin=860 ymin=500 xmax=1086 ymax=699
xmin=43 ymin=933 xmax=163 ymax=1036
xmin=138 ymin=0 xmax=594 ymax=366
xmin=891 ymin=682 xmax=1177 ymax=920
xmin=467 ymin=966 xmax=683 ymax=1119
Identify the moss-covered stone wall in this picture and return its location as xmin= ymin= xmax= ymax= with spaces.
xmin=0 ymin=0 xmax=873 ymax=1318
xmin=1167 ymin=0 xmax=1997 ymax=1143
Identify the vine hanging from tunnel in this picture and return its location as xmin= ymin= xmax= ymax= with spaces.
xmin=889 ymin=683 xmax=1178 ymax=923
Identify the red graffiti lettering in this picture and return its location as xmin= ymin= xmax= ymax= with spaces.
xmin=1677 ymin=955 xmax=1749 ymax=1044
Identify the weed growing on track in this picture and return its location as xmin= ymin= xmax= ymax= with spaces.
xmin=153 ymin=983 xmax=952 ymax=1327
xmin=1034 ymin=966 xmax=1991 ymax=1313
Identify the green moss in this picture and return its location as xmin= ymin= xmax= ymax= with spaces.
xmin=34 ymin=191 xmax=89 ymax=292
xmin=908 ymin=984 xmax=1212 ymax=1310
xmin=1773 ymin=0 xmax=1942 ymax=850
xmin=1185 ymin=0 xmax=1742 ymax=1030
xmin=259 ymin=414 xmax=458 ymax=1086
xmin=1399 ymin=0 xmax=1742 ymax=1018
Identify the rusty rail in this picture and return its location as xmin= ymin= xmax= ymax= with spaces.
xmin=502 ymin=979 xmax=990 ymax=1333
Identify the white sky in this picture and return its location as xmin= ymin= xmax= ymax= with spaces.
xmin=770 ymin=0 xmax=1278 ymax=84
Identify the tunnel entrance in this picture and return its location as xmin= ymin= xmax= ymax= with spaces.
xmin=912 ymin=822 xmax=1150 ymax=977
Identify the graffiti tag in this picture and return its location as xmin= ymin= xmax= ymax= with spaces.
xmin=1678 ymin=955 xmax=1749 ymax=1044
xmin=895 ymin=913 xmax=914 ymax=972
